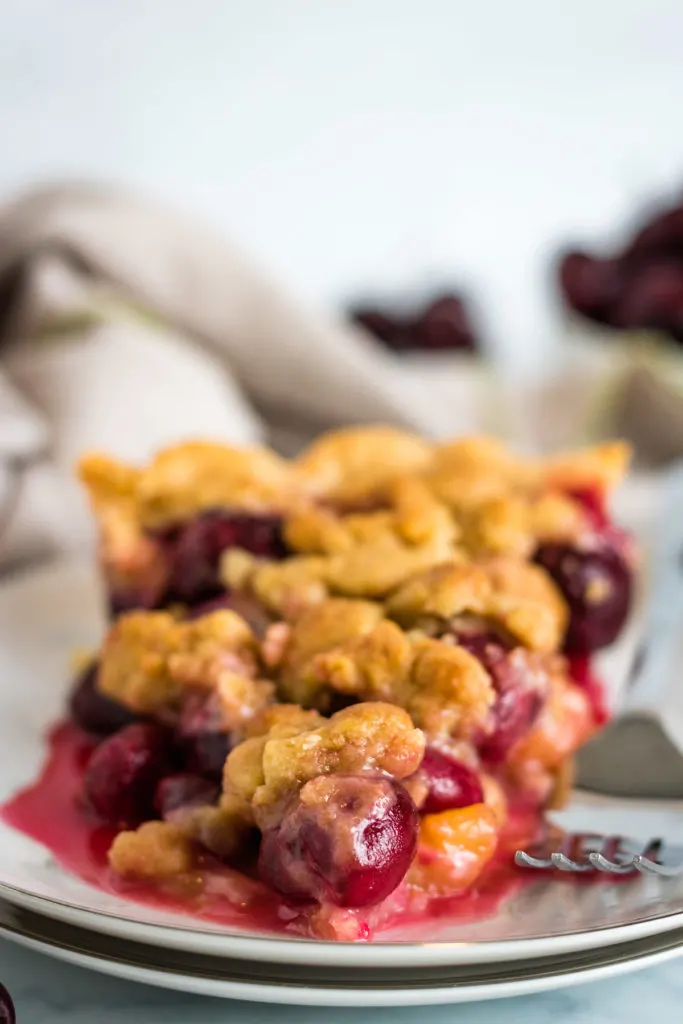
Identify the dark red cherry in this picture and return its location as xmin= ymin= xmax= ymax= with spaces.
xmin=453 ymin=629 xmax=546 ymax=762
xmin=69 ymin=662 xmax=139 ymax=736
xmin=611 ymin=261 xmax=683 ymax=330
xmin=626 ymin=205 xmax=683 ymax=260
xmin=183 ymin=732 xmax=232 ymax=780
xmin=0 ymin=984 xmax=14 ymax=1024
xmin=535 ymin=542 xmax=632 ymax=654
xmin=454 ymin=627 xmax=512 ymax=666
xmin=478 ymin=681 xmax=545 ymax=763
xmin=161 ymin=510 xmax=286 ymax=605
xmin=259 ymin=774 xmax=418 ymax=907
xmin=412 ymin=293 xmax=477 ymax=352
xmin=108 ymin=584 xmax=164 ymax=617
xmin=84 ymin=723 xmax=171 ymax=826
xmin=154 ymin=773 xmax=219 ymax=819
xmin=177 ymin=691 xmax=233 ymax=780
xmin=351 ymin=307 xmax=407 ymax=349
xmin=419 ymin=748 xmax=484 ymax=813
xmin=558 ymin=251 xmax=622 ymax=323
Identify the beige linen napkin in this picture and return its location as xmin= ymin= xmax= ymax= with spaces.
xmin=0 ymin=183 xmax=494 ymax=571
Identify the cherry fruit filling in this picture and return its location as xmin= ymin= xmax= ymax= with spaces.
xmin=418 ymin=748 xmax=484 ymax=813
xmin=534 ymin=542 xmax=632 ymax=654
xmin=69 ymin=662 xmax=140 ymax=737
xmin=557 ymin=200 xmax=683 ymax=344
xmin=157 ymin=510 xmax=287 ymax=606
xmin=84 ymin=723 xmax=172 ymax=827
xmin=176 ymin=691 xmax=233 ymax=780
xmin=558 ymin=251 xmax=622 ymax=324
xmin=454 ymin=629 xmax=546 ymax=762
xmin=155 ymin=773 xmax=220 ymax=819
xmin=350 ymin=290 xmax=478 ymax=353
xmin=109 ymin=583 xmax=165 ymax=617
xmin=258 ymin=774 xmax=419 ymax=907
xmin=412 ymin=293 xmax=478 ymax=352
xmin=352 ymin=308 xmax=408 ymax=350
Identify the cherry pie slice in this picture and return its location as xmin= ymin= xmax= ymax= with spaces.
xmin=3 ymin=428 xmax=635 ymax=940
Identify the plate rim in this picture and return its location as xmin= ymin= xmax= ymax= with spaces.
xmin=2 ymin=897 xmax=683 ymax=1007
xmin=4 ymin=871 xmax=683 ymax=968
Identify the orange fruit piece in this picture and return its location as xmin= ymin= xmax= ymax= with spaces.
xmin=410 ymin=803 xmax=499 ymax=895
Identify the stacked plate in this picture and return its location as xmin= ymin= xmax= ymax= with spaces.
xmin=2 ymin=563 xmax=683 ymax=1007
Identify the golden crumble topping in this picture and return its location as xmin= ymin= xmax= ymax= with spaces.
xmin=97 ymin=609 xmax=272 ymax=727
xmin=223 ymin=550 xmax=330 ymax=618
xmin=266 ymin=595 xmax=496 ymax=738
xmin=292 ymin=425 xmax=432 ymax=502
xmin=80 ymin=440 xmax=295 ymax=531
xmin=386 ymin=558 xmax=568 ymax=653
xmin=224 ymin=702 xmax=425 ymax=830
xmin=108 ymin=821 xmax=195 ymax=878
xmin=78 ymin=454 xmax=168 ymax=599
xmin=292 ymin=618 xmax=495 ymax=738
xmin=541 ymin=441 xmax=630 ymax=492
xmin=223 ymin=516 xmax=458 ymax=614
xmin=270 ymin=599 xmax=384 ymax=704
xmin=80 ymin=433 xmax=631 ymax=615
xmin=184 ymin=792 xmax=256 ymax=861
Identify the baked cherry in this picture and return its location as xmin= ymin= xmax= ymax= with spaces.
xmin=627 ymin=205 xmax=683 ymax=260
xmin=177 ymin=691 xmax=232 ymax=780
xmin=109 ymin=584 xmax=164 ymax=617
xmin=412 ymin=293 xmax=477 ymax=352
xmin=161 ymin=510 xmax=287 ymax=605
xmin=69 ymin=662 xmax=139 ymax=736
xmin=535 ymin=542 xmax=632 ymax=654
xmin=453 ymin=629 xmax=546 ymax=762
xmin=84 ymin=723 xmax=171 ymax=826
xmin=611 ymin=261 xmax=683 ymax=330
xmin=183 ymin=732 xmax=232 ymax=780
xmin=478 ymin=678 xmax=545 ymax=763
xmin=154 ymin=773 xmax=219 ymax=819
xmin=258 ymin=774 xmax=419 ymax=907
xmin=0 ymin=984 xmax=14 ymax=1024
xmin=419 ymin=748 xmax=484 ymax=813
xmin=454 ymin=627 xmax=512 ymax=666
xmin=558 ymin=250 xmax=621 ymax=323
xmin=351 ymin=307 xmax=408 ymax=349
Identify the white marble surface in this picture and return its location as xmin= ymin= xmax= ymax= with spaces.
xmin=0 ymin=938 xmax=681 ymax=1023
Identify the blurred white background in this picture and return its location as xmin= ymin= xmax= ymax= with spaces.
xmin=2 ymin=0 xmax=683 ymax=372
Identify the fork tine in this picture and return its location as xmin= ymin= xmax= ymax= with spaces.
xmin=515 ymin=832 xmax=683 ymax=875
xmin=633 ymin=838 xmax=683 ymax=877
xmin=550 ymin=851 xmax=593 ymax=871
xmin=588 ymin=852 xmax=635 ymax=874
xmin=550 ymin=832 xmax=599 ymax=872
xmin=632 ymin=855 xmax=683 ymax=877
xmin=514 ymin=850 xmax=553 ymax=869
xmin=588 ymin=834 xmax=638 ymax=874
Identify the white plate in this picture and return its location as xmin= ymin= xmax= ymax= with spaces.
xmin=2 ymin=896 xmax=683 ymax=1007
xmin=2 ymin=560 xmax=683 ymax=972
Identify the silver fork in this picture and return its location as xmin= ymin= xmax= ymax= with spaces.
xmin=515 ymin=832 xmax=683 ymax=877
